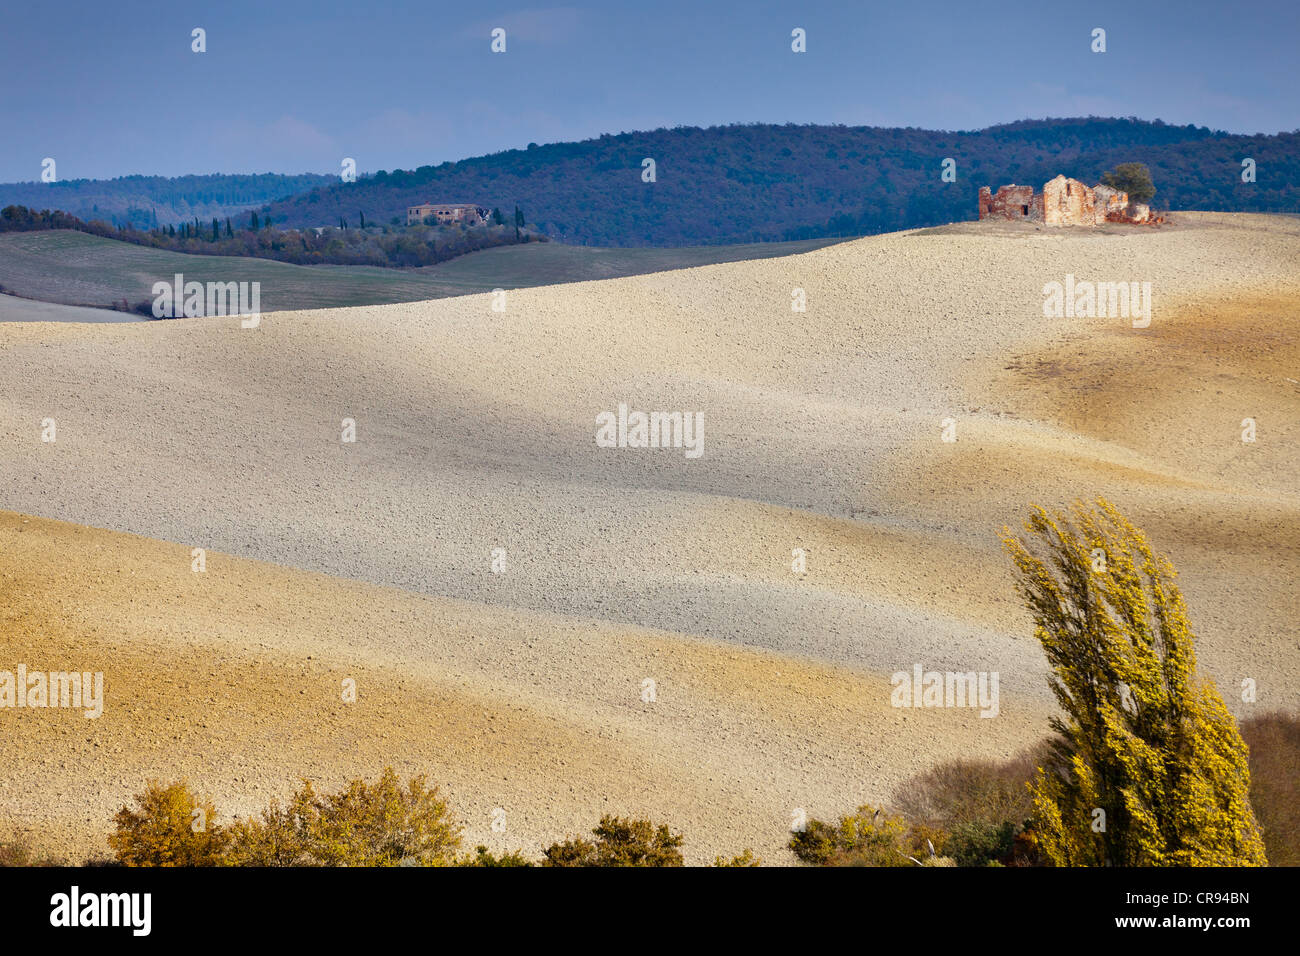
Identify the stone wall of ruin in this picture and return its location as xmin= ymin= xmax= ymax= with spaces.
xmin=1042 ymin=175 xmax=1097 ymax=226
xmin=978 ymin=184 xmax=1042 ymax=222
xmin=1093 ymin=184 xmax=1129 ymax=222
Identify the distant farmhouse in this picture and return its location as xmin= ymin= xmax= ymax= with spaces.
xmin=979 ymin=175 xmax=1161 ymax=226
xmin=406 ymin=202 xmax=489 ymax=226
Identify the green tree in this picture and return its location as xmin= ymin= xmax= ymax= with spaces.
xmin=1001 ymin=498 xmax=1266 ymax=866
xmin=1100 ymin=162 xmax=1156 ymax=203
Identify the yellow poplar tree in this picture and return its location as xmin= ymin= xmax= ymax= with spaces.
xmin=1001 ymin=498 xmax=1265 ymax=866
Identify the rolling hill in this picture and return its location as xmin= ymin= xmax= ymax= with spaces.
xmin=1 ymin=212 xmax=1295 ymax=862
xmin=0 ymin=229 xmax=846 ymax=313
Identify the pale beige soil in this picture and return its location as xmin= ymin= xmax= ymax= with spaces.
xmin=0 ymin=512 xmax=1043 ymax=864
xmin=0 ymin=211 xmax=1296 ymax=863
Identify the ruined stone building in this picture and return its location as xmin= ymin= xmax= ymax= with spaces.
xmin=979 ymin=175 xmax=1157 ymax=226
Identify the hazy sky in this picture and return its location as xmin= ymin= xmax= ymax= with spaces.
xmin=3 ymin=0 xmax=1297 ymax=182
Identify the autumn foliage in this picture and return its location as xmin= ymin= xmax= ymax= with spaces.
xmin=1002 ymin=498 xmax=1266 ymax=866
xmin=109 ymin=780 xmax=229 ymax=867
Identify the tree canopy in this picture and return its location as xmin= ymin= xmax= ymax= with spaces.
xmin=1002 ymin=499 xmax=1266 ymax=866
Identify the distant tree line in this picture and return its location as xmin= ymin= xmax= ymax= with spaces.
xmin=0 ymin=172 xmax=337 ymax=230
xmin=7 ymin=118 xmax=1297 ymax=250
xmin=262 ymin=117 xmax=1300 ymax=246
xmin=0 ymin=204 xmax=543 ymax=268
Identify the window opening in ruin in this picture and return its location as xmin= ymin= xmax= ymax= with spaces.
xmin=1022 ymin=205 xmax=1029 ymax=216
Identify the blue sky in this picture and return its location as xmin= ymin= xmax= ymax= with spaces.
xmin=3 ymin=0 xmax=1297 ymax=182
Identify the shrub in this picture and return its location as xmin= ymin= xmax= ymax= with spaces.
xmin=1240 ymin=712 xmax=1300 ymax=866
xmin=542 ymin=815 xmax=684 ymax=867
xmin=112 ymin=768 xmax=460 ymax=867
xmin=458 ymin=845 xmax=534 ymax=867
xmin=892 ymin=749 xmax=1048 ymax=865
xmin=1002 ymin=498 xmax=1266 ymax=866
xmin=713 ymin=849 xmax=761 ymax=867
xmin=790 ymin=805 xmax=915 ymax=867
xmin=944 ymin=820 xmax=1017 ymax=867
xmin=227 ymin=768 xmax=460 ymax=867
xmin=108 ymin=780 xmax=229 ymax=866
xmin=0 ymin=837 xmax=65 ymax=867
xmin=224 ymin=796 xmax=309 ymax=866
xmin=892 ymin=750 xmax=1041 ymax=833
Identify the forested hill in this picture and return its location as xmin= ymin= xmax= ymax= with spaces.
xmin=0 ymin=173 xmax=335 ymax=229
xmin=266 ymin=118 xmax=1300 ymax=246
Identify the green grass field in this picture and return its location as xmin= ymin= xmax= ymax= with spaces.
xmin=0 ymin=230 xmax=849 ymax=315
